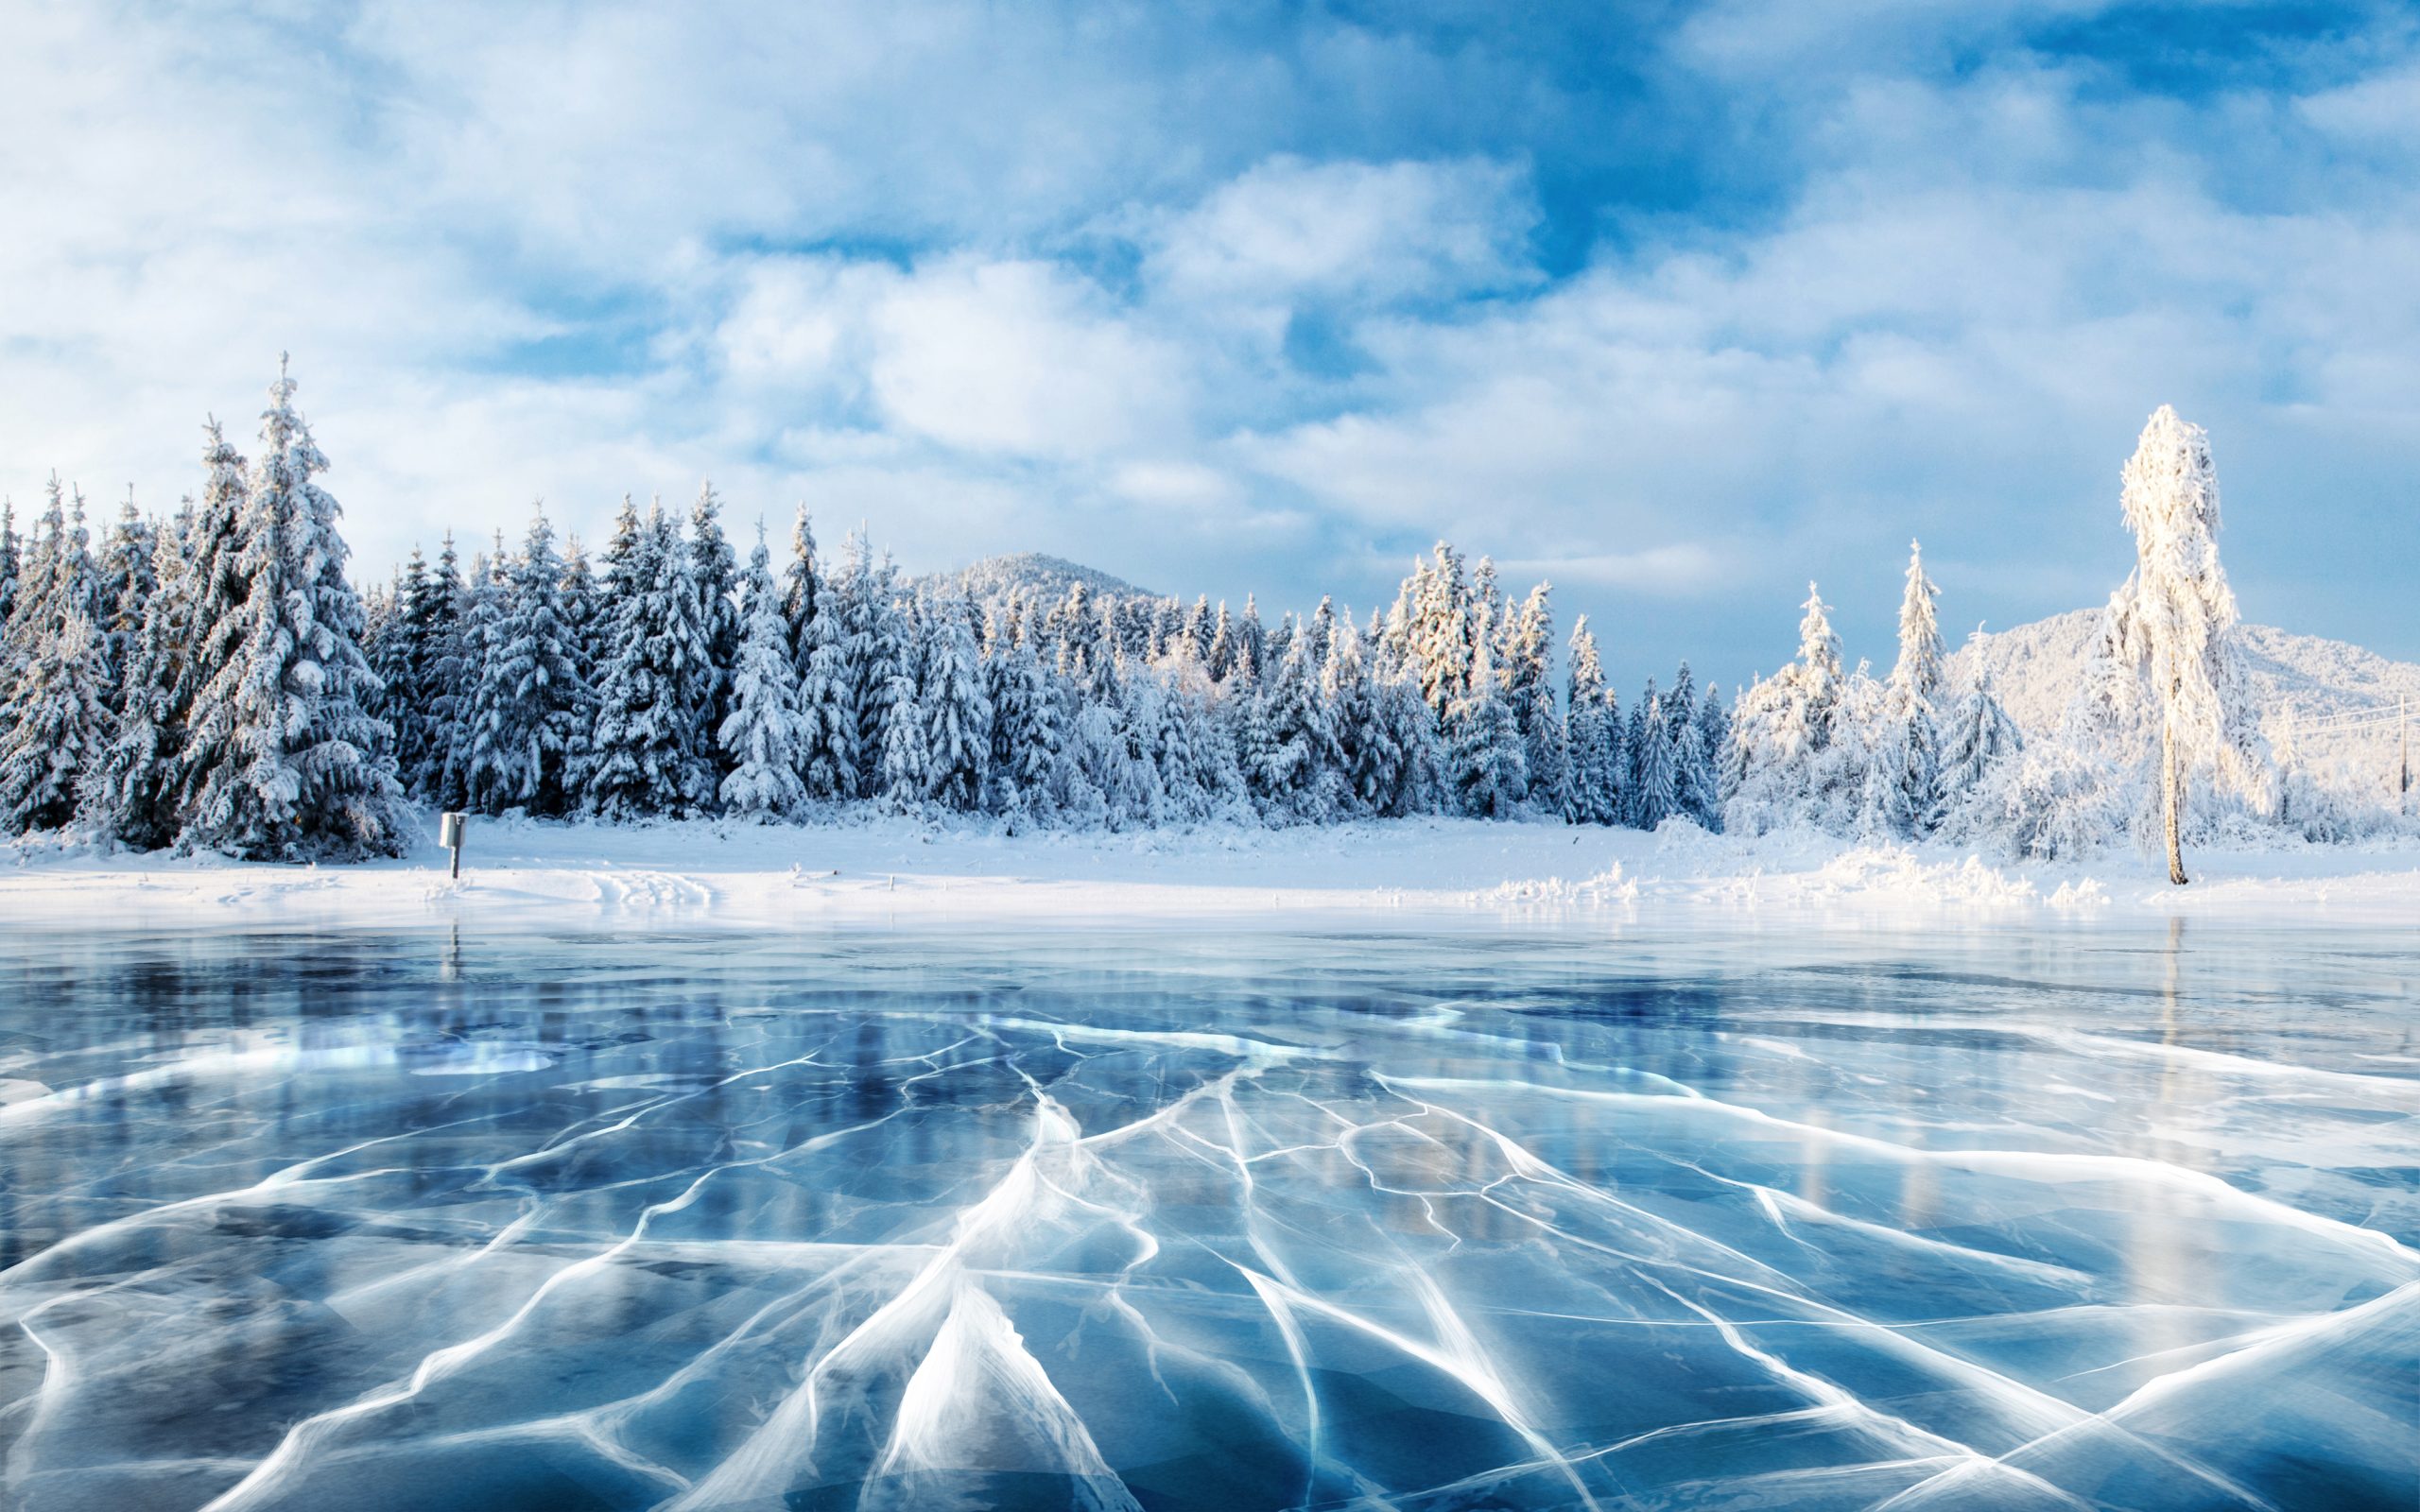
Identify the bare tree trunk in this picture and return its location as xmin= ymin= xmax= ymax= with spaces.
xmin=2163 ymin=713 xmax=2187 ymax=885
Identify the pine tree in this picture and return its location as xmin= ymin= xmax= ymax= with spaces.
xmin=1447 ymin=635 xmax=1527 ymax=818
xmin=176 ymin=359 xmax=407 ymax=859
xmin=0 ymin=500 xmax=18 ymax=648
xmin=453 ymin=544 xmax=515 ymax=813
xmin=1255 ymin=627 xmax=1330 ymax=818
xmin=1872 ymin=541 xmax=1946 ymax=838
xmin=464 ymin=508 xmax=590 ymax=814
xmin=922 ymin=597 xmax=992 ymax=812
xmin=1936 ymin=656 xmax=2024 ymax=828
xmin=393 ymin=537 xmax=459 ymax=799
xmin=0 ymin=610 xmax=107 ymax=833
xmin=1633 ymin=692 xmax=1678 ymax=829
xmin=94 ymin=491 xmax=157 ymax=713
xmin=586 ymin=500 xmax=714 ymax=817
xmin=1504 ymin=582 xmax=1562 ymax=812
xmin=781 ymin=504 xmax=818 ymax=676
xmin=1668 ymin=662 xmax=1717 ymax=826
xmin=82 ymin=509 xmax=197 ymax=847
xmin=688 ymin=481 xmax=740 ymax=766
xmin=874 ymin=666 xmax=928 ymax=815
xmin=797 ymin=583 xmax=859 ymax=801
xmin=718 ymin=530 xmax=807 ymax=818
xmin=556 ymin=535 xmax=602 ymax=799
xmin=1563 ymin=616 xmax=1618 ymax=825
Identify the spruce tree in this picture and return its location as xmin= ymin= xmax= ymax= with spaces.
xmin=1634 ymin=692 xmax=1678 ymax=829
xmin=718 ymin=530 xmax=807 ymax=818
xmin=922 ymin=597 xmax=992 ymax=812
xmin=1564 ymin=616 xmax=1617 ymax=825
xmin=1874 ymin=541 xmax=1946 ymax=837
xmin=83 ymin=515 xmax=198 ymax=847
xmin=176 ymin=359 xmax=407 ymax=859
xmin=1447 ymin=635 xmax=1526 ymax=818
xmin=688 ymin=481 xmax=740 ymax=763
xmin=0 ymin=610 xmax=107 ymax=833
xmin=782 ymin=504 xmax=818 ymax=674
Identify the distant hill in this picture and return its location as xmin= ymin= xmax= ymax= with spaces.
xmin=1949 ymin=610 xmax=2419 ymax=799
xmin=915 ymin=552 xmax=1157 ymax=610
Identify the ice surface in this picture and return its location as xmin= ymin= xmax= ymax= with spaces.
xmin=0 ymin=919 xmax=2413 ymax=1510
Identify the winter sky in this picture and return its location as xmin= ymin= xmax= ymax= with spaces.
xmin=4 ymin=1 xmax=2415 ymax=682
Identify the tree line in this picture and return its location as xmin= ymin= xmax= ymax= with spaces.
xmin=0 ymin=373 xmax=2340 ymax=879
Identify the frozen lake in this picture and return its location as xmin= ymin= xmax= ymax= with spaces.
xmin=1 ymin=919 xmax=2413 ymax=1511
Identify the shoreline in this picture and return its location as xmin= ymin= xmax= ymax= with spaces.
xmin=4 ymin=812 xmax=2415 ymax=931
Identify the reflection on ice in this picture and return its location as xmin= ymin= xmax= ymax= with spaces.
xmin=0 ymin=921 xmax=2413 ymax=1510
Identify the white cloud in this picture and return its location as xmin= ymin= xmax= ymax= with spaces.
xmin=1148 ymin=155 xmax=1538 ymax=307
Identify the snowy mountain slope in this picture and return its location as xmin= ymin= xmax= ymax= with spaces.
xmin=915 ymin=552 xmax=1156 ymax=608
xmin=1950 ymin=610 xmax=2420 ymax=799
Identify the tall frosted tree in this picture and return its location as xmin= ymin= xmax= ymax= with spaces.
xmin=1668 ymin=662 xmax=1716 ymax=826
xmin=465 ymin=508 xmax=590 ymax=814
xmin=175 ymin=359 xmax=407 ymax=859
xmin=782 ymin=505 xmax=818 ymax=674
xmin=2106 ymin=405 xmax=2267 ymax=884
xmin=83 ymin=515 xmax=199 ymax=847
xmin=688 ymin=482 xmax=740 ymax=762
xmin=1633 ymin=691 xmax=1678 ymax=830
xmin=1868 ymin=541 xmax=1945 ymax=838
xmin=1563 ymin=616 xmax=1619 ymax=825
xmin=1447 ymin=634 xmax=1526 ymax=818
xmin=718 ymin=530 xmax=807 ymax=818
xmin=94 ymin=491 xmax=157 ymax=712
xmin=922 ymin=596 xmax=992 ymax=812
xmin=587 ymin=500 xmax=715 ymax=817
xmin=1936 ymin=656 xmax=2024 ymax=827
xmin=0 ymin=609 xmax=108 ymax=833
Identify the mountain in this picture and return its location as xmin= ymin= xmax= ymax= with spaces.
xmin=914 ymin=552 xmax=1158 ymax=609
xmin=1949 ymin=610 xmax=2419 ymax=798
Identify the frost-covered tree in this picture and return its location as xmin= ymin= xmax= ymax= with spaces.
xmin=1870 ymin=541 xmax=1946 ymax=838
xmin=1936 ymin=654 xmax=2024 ymax=833
xmin=1447 ymin=633 xmax=1527 ymax=818
xmin=82 ymin=510 xmax=197 ymax=847
xmin=175 ymin=360 xmax=407 ymax=859
xmin=985 ymin=620 xmax=1059 ymax=822
xmin=688 ymin=482 xmax=740 ymax=759
xmin=2105 ymin=405 xmax=2268 ymax=884
xmin=394 ymin=535 xmax=461 ymax=799
xmin=0 ymin=610 xmax=108 ymax=832
xmin=1668 ymin=662 xmax=1717 ymax=827
xmin=1563 ymin=616 xmax=1619 ymax=825
xmin=587 ymin=500 xmax=715 ymax=818
xmin=873 ymin=664 xmax=928 ymax=815
xmin=922 ymin=596 xmax=992 ymax=812
xmin=718 ymin=530 xmax=807 ymax=818
xmin=1255 ymin=627 xmax=1331 ymax=818
xmin=451 ymin=545 xmax=516 ymax=813
xmin=1633 ymin=691 xmax=1678 ymax=830
xmin=94 ymin=491 xmax=157 ymax=711
xmin=464 ymin=509 xmax=590 ymax=814
xmin=781 ymin=504 xmax=818 ymax=675
xmin=1720 ymin=584 xmax=1848 ymax=835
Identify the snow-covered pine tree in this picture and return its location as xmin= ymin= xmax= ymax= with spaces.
xmin=922 ymin=596 xmax=992 ymax=812
xmin=94 ymin=490 xmax=157 ymax=713
xmin=1869 ymin=541 xmax=1945 ymax=838
xmin=0 ymin=500 xmax=18 ymax=648
xmin=1624 ymin=677 xmax=1656 ymax=827
xmin=718 ymin=528 xmax=807 ymax=818
xmin=0 ymin=609 xmax=108 ymax=833
xmin=1633 ymin=691 xmax=1678 ymax=829
xmin=1236 ymin=593 xmax=1267 ymax=681
xmin=176 ymin=359 xmax=407 ymax=859
xmin=985 ymin=614 xmax=1059 ymax=821
xmin=467 ymin=508 xmax=590 ymax=814
xmin=556 ymin=535 xmax=601 ymax=798
xmin=781 ymin=504 xmax=818 ymax=675
xmin=1504 ymin=581 xmax=1563 ymax=812
xmin=687 ymin=482 xmax=740 ymax=766
xmin=1695 ymin=682 xmax=1729 ymax=816
xmin=81 ymin=507 xmax=197 ymax=848
xmin=797 ymin=578 xmax=859 ymax=801
xmin=1668 ymin=662 xmax=1717 ymax=827
xmin=1205 ymin=599 xmax=1236 ymax=682
xmin=1447 ymin=631 xmax=1527 ymax=818
xmin=873 ymin=662 xmax=928 ymax=816
xmin=452 ymin=543 xmax=517 ymax=813
xmin=1563 ymin=616 xmax=1617 ymax=825
xmin=1319 ymin=617 xmax=1374 ymax=816
xmin=392 ymin=537 xmax=458 ymax=799
xmin=586 ymin=499 xmax=715 ymax=817
xmin=1935 ymin=654 xmax=2024 ymax=831
xmin=1256 ymin=626 xmax=1331 ymax=818
xmin=2109 ymin=405 xmax=2268 ymax=884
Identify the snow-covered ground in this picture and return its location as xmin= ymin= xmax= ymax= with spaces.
xmin=4 ymin=811 xmax=2415 ymax=929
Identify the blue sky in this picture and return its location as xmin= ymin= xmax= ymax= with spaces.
xmin=4 ymin=0 xmax=2415 ymax=686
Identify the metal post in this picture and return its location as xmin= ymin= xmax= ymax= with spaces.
xmin=440 ymin=812 xmax=466 ymax=879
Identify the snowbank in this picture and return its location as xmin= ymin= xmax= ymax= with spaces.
xmin=3 ymin=810 xmax=2414 ymax=931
